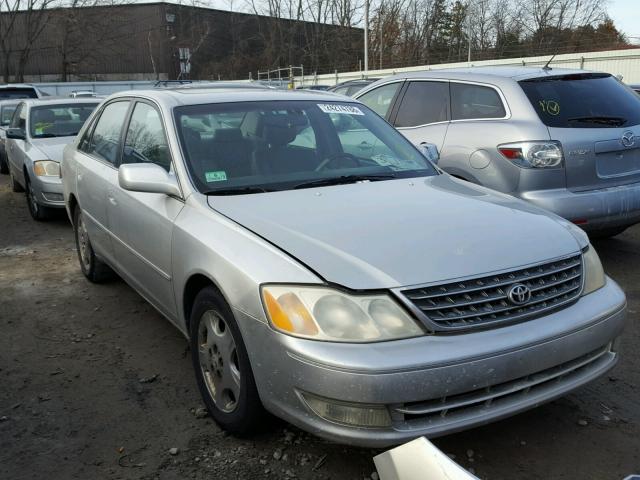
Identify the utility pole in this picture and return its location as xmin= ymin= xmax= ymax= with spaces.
xmin=467 ymin=0 xmax=472 ymax=65
xmin=379 ymin=2 xmax=383 ymax=70
xmin=364 ymin=0 xmax=369 ymax=74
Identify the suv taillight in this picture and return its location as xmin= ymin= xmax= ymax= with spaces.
xmin=498 ymin=141 xmax=564 ymax=168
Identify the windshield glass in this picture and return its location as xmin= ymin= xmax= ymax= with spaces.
xmin=29 ymin=103 xmax=98 ymax=138
xmin=519 ymin=73 xmax=640 ymax=128
xmin=1 ymin=104 xmax=17 ymax=126
xmin=174 ymin=100 xmax=436 ymax=193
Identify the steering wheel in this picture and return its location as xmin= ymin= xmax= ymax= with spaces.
xmin=315 ymin=152 xmax=360 ymax=172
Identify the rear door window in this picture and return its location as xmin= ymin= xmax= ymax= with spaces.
xmin=357 ymin=82 xmax=401 ymax=118
xmin=451 ymin=83 xmax=506 ymax=120
xmin=394 ymin=81 xmax=449 ymax=127
xmin=519 ymin=74 xmax=640 ymax=128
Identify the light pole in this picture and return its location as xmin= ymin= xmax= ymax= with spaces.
xmin=364 ymin=0 xmax=369 ymax=74
xmin=467 ymin=0 xmax=472 ymax=65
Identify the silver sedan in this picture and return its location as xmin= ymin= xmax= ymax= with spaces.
xmin=61 ymin=88 xmax=626 ymax=447
xmin=5 ymin=98 xmax=99 ymax=220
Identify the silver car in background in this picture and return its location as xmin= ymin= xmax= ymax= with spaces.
xmin=62 ymin=88 xmax=625 ymax=447
xmin=0 ymin=100 xmax=19 ymax=174
xmin=5 ymin=98 xmax=99 ymax=220
xmin=356 ymin=67 xmax=640 ymax=237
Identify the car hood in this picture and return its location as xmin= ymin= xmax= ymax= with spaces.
xmin=207 ymin=176 xmax=587 ymax=290
xmin=30 ymin=137 xmax=73 ymax=162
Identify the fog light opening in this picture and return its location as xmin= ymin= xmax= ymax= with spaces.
xmin=299 ymin=391 xmax=392 ymax=428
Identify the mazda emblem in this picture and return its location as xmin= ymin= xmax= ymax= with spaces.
xmin=507 ymin=283 xmax=531 ymax=305
xmin=621 ymin=131 xmax=635 ymax=148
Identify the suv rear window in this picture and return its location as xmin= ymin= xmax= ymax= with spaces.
xmin=519 ymin=74 xmax=640 ymax=128
xmin=0 ymin=88 xmax=38 ymax=100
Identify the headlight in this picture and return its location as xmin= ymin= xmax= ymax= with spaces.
xmin=261 ymin=285 xmax=424 ymax=342
xmin=33 ymin=160 xmax=60 ymax=177
xmin=582 ymin=245 xmax=606 ymax=295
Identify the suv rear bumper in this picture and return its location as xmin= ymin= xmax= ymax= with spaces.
xmin=519 ymin=182 xmax=640 ymax=231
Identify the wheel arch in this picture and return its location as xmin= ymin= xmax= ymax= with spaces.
xmin=182 ymin=272 xmax=230 ymax=336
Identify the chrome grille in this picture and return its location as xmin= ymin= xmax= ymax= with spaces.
xmin=400 ymin=254 xmax=583 ymax=331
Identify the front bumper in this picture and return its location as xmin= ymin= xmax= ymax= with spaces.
xmin=518 ymin=182 xmax=640 ymax=231
xmin=31 ymin=175 xmax=65 ymax=208
xmin=240 ymin=278 xmax=626 ymax=447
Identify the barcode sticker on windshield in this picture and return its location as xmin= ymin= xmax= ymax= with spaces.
xmin=317 ymin=104 xmax=364 ymax=115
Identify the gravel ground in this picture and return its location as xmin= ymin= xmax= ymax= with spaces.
xmin=1 ymin=173 xmax=639 ymax=480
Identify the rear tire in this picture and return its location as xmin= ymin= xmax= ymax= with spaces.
xmin=10 ymin=171 xmax=23 ymax=192
xmin=73 ymin=206 xmax=113 ymax=282
xmin=190 ymin=286 xmax=264 ymax=435
xmin=25 ymin=177 xmax=53 ymax=221
xmin=589 ymin=226 xmax=628 ymax=239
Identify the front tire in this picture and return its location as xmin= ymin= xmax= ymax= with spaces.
xmin=190 ymin=286 xmax=264 ymax=434
xmin=73 ymin=206 xmax=112 ymax=282
xmin=25 ymin=177 xmax=52 ymax=221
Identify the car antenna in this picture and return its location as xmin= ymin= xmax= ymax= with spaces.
xmin=542 ymin=54 xmax=557 ymax=71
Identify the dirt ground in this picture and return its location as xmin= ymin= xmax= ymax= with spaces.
xmin=0 ymin=173 xmax=639 ymax=480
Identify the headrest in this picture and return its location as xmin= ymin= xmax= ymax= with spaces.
xmin=213 ymin=128 xmax=243 ymax=143
xmin=263 ymin=122 xmax=297 ymax=147
xmin=33 ymin=109 xmax=56 ymax=125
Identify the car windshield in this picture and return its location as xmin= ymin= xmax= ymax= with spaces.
xmin=519 ymin=73 xmax=640 ymax=128
xmin=29 ymin=103 xmax=98 ymax=138
xmin=174 ymin=100 xmax=437 ymax=194
xmin=0 ymin=104 xmax=17 ymax=126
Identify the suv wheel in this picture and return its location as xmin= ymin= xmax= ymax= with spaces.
xmin=73 ymin=206 xmax=113 ymax=282
xmin=190 ymin=286 xmax=264 ymax=434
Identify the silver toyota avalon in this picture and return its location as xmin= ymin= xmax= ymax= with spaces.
xmin=356 ymin=67 xmax=640 ymax=238
xmin=61 ymin=88 xmax=626 ymax=447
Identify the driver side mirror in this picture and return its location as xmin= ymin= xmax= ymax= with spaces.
xmin=418 ymin=142 xmax=440 ymax=165
xmin=118 ymin=163 xmax=181 ymax=197
xmin=6 ymin=128 xmax=26 ymax=140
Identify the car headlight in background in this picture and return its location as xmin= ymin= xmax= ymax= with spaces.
xmin=33 ymin=160 xmax=60 ymax=177
xmin=498 ymin=141 xmax=563 ymax=168
xmin=582 ymin=245 xmax=606 ymax=295
xmin=261 ymin=285 xmax=424 ymax=342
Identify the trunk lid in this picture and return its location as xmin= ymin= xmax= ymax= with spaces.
xmin=519 ymin=73 xmax=640 ymax=192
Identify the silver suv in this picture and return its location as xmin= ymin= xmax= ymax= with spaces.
xmin=356 ymin=67 xmax=640 ymax=237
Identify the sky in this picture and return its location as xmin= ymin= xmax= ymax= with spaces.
xmin=608 ymin=0 xmax=640 ymax=43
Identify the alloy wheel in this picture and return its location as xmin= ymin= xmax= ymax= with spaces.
xmin=76 ymin=212 xmax=92 ymax=271
xmin=197 ymin=310 xmax=241 ymax=413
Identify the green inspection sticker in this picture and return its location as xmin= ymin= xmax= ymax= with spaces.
xmin=205 ymin=171 xmax=227 ymax=182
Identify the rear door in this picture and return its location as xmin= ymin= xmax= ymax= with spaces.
xmin=519 ymin=73 xmax=640 ymax=192
xmin=389 ymin=80 xmax=450 ymax=150
xmin=76 ymin=100 xmax=131 ymax=262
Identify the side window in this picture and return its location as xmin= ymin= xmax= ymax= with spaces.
xmin=86 ymin=101 xmax=130 ymax=165
xmin=451 ymin=83 xmax=506 ymax=120
xmin=333 ymin=86 xmax=350 ymax=96
xmin=122 ymin=102 xmax=171 ymax=171
xmin=357 ymin=83 xmax=401 ymax=118
xmin=11 ymin=104 xmax=25 ymax=130
xmin=394 ymin=81 xmax=449 ymax=128
xmin=78 ymin=115 xmax=97 ymax=153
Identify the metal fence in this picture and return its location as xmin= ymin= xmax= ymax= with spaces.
xmin=296 ymin=48 xmax=640 ymax=87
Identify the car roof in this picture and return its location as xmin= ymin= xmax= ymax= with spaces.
xmin=106 ymin=87 xmax=358 ymax=107
xmin=374 ymin=66 xmax=603 ymax=84
xmin=0 ymin=83 xmax=39 ymax=89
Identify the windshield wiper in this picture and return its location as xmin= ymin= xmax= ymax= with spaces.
xmin=567 ymin=116 xmax=627 ymax=127
xmin=204 ymin=186 xmax=273 ymax=196
xmin=293 ymin=173 xmax=396 ymax=190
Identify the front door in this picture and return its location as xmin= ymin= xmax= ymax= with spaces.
xmin=107 ymin=100 xmax=184 ymax=319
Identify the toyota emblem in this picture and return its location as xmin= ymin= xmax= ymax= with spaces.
xmin=621 ymin=131 xmax=635 ymax=148
xmin=507 ymin=283 xmax=531 ymax=305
